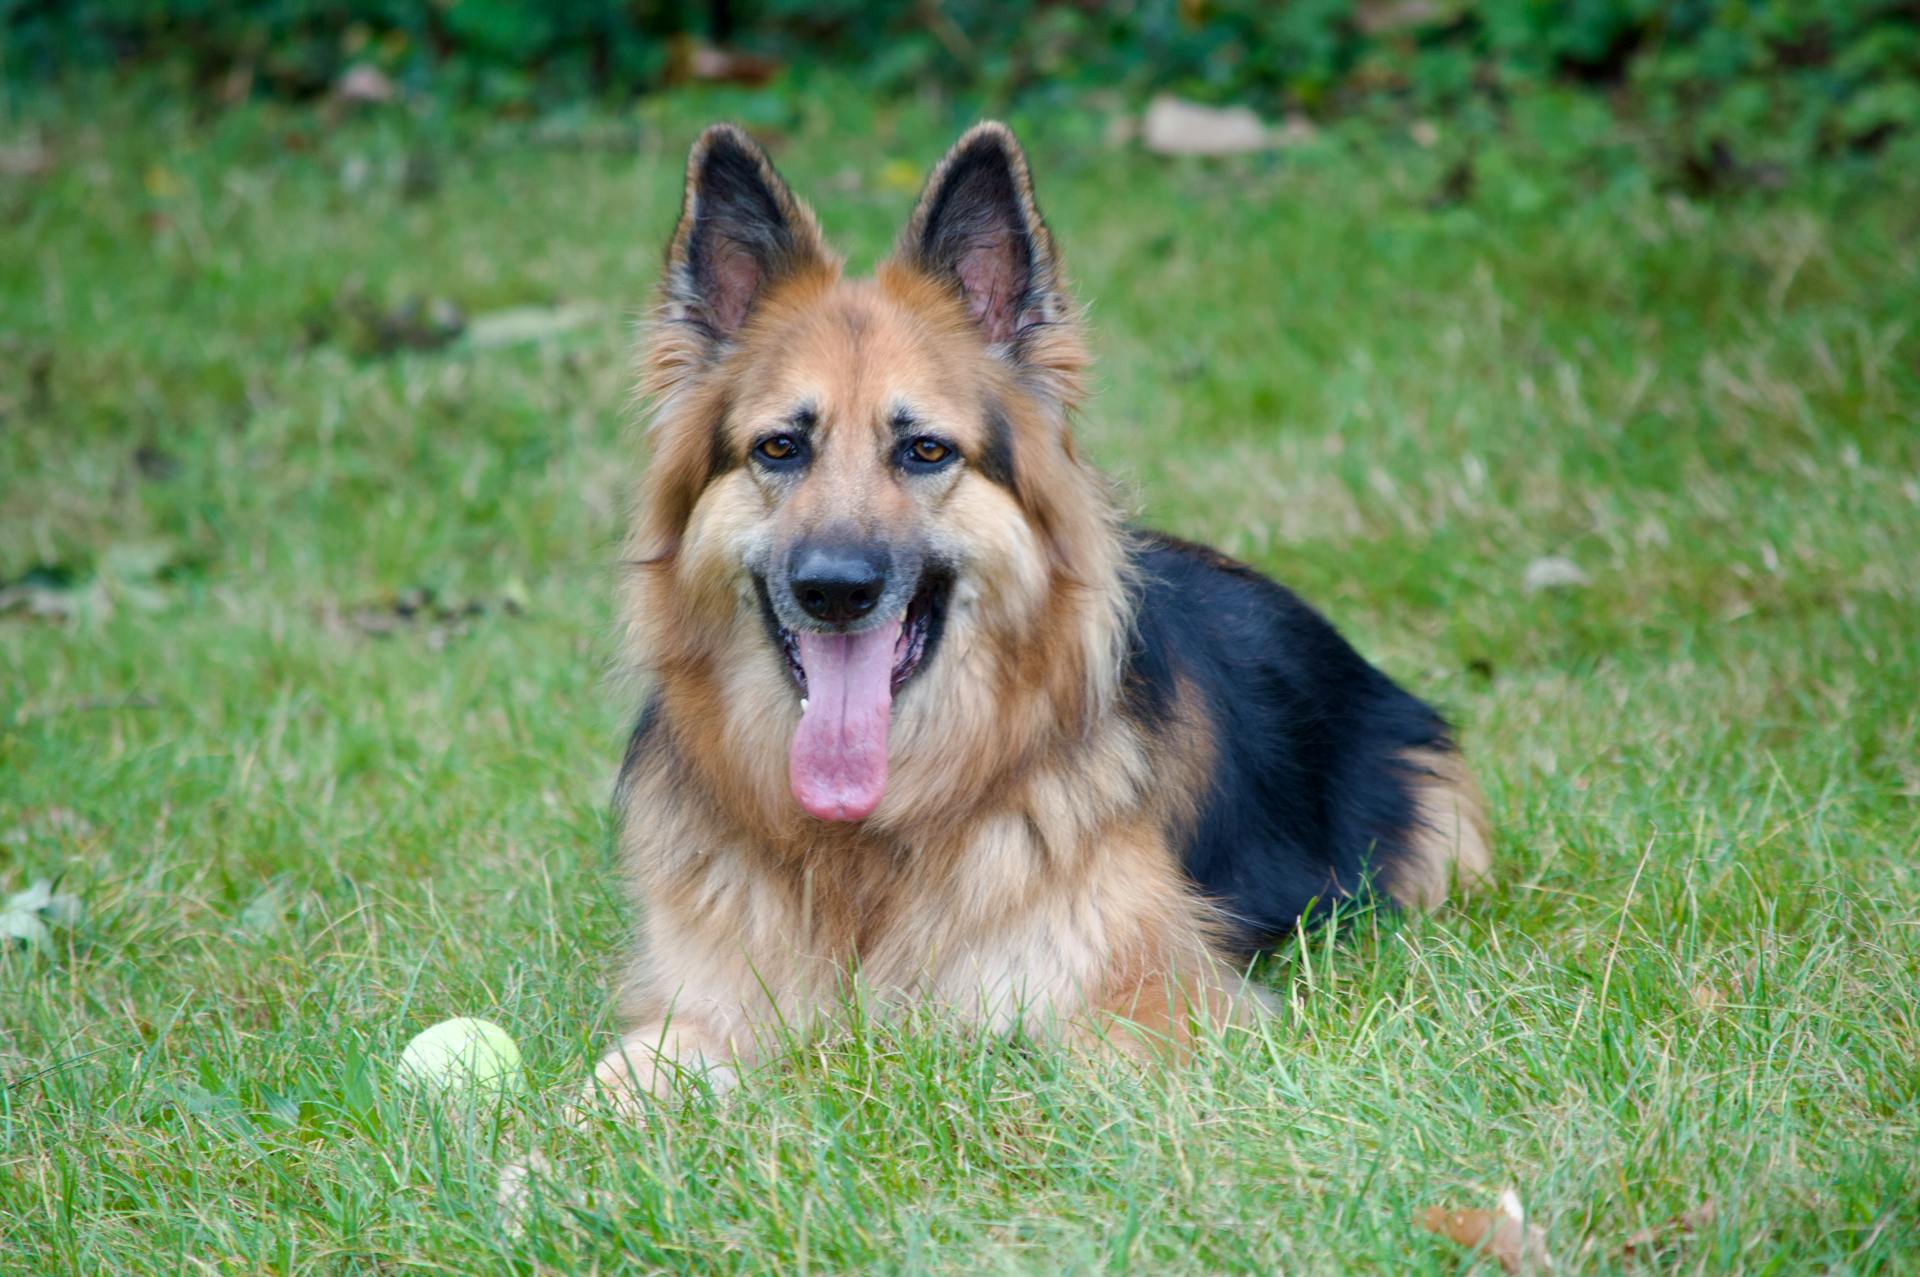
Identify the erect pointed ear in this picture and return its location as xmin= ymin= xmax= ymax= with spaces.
xmin=661 ymin=124 xmax=829 ymax=346
xmin=896 ymin=122 xmax=1069 ymax=350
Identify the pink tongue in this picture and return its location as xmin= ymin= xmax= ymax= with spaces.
xmin=790 ymin=620 xmax=901 ymax=822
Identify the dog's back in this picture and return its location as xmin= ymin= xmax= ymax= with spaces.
xmin=1126 ymin=533 xmax=1490 ymax=951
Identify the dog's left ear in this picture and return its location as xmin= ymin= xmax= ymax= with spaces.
xmin=661 ymin=124 xmax=830 ymax=349
xmin=896 ymin=123 xmax=1071 ymax=353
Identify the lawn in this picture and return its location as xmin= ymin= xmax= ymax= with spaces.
xmin=3 ymin=79 xmax=1918 ymax=1273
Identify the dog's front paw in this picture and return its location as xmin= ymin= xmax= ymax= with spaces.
xmin=495 ymin=1151 xmax=553 ymax=1235
xmin=576 ymin=1032 xmax=740 ymax=1123
xmin=582 ymin=1042 xmax=665 ymax=1122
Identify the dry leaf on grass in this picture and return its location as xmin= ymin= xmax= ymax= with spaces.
xmin=1621 ymin=1199 xmax=1717 ymax=1257
xmin=1522 ymin=555 xmax=1589 ymax=593
xmin=0 ymin=565 xmax=87 ymax=623
xmin=1142 ymin=96 xmax=1272 ymax=155
xmin=2 ymin=544 xmax=179 ymax=624
xmin=1418 ymin=1187 xmax=1553 ymax=1273
xmin=335 ymin=65 xmax=397 ymax=106
xmin=669 ymin=39 xmax=782 ymax=87
xmin=331 ymin=292 xmax=466 ymax=357
xmin=1 ymin=878 xmax=84 ymax=953
xmin=463 ymin=302 xmax=600 ymax=349
xmin=331 ymin=585 xmax=525 ymax=650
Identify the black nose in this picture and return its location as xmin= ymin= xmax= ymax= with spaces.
xmin=788 ymin=542 xmax=889 ymax=626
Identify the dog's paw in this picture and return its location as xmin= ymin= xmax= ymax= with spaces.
xmin=494 ymin=1152 xmax=553 ymax=1236
xmin=574 ymin=1038 xmax=740 ymax=1124
xmin=580 ymin=1044 xmax=662 ymax=1123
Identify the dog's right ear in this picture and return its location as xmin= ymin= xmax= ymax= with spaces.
xmin=660 ymin=125 xmax=829 ymax=351
xmin=892 ymin=122 xmax=1086 ymax=414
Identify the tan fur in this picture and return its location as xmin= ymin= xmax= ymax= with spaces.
xmin=588 ymin=122 xmax=1486 ymax=1114
xmin=1384 ymin=747 xmax=1494 ymax=909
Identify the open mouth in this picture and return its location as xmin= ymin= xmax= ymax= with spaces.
xmin=769 ymin=573 xmax=949 ymax=700
xmin=755 ymin=572 xmax=950 ymax=823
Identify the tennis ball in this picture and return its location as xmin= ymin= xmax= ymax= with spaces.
xmin=398 ymin=1017 xmax=524 ymax=1096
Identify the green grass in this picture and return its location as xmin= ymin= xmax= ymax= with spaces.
xmin=4 ymin=80 xmax=1918 ymax=1273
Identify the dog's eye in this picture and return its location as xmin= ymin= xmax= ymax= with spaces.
xmin=905 ymin=438 xmax=952 ymax=467
xmin=756 ymin=435 xmax=800 ymax=463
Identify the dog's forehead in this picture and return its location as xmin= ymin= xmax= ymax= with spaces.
xmin=738 ymin=282 xmax=977 ymax=424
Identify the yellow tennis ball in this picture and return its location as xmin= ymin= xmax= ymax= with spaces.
xmin=398 ymin=1017 xmax=524 ymax=1096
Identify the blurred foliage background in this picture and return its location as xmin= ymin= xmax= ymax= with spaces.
xmin=6 ymin=1 xmax=1919 ymax=188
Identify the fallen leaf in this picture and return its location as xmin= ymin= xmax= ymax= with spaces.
xmin=1419 ymin=1187 xmax=1552 ymax=1273
xmin=1 ymin=877 xmax=83 ymax=952
xmin=4 ymin=879 xmax=81 ymax=924
xmin=670 ymin=38 xmax=782 ymax=87
xmin=0 ymin=908 xmax=51 ymax=952
xmin=1421 ymin=1205 xmax=1500 ymax=1249
xmin=336 ymin=293 xmax=466 ymax=357
xmin=335 ymin=65 xmax=397 ymax=105
xmin=0 ymin=565 xmax=89 ymax=623
xmin=1523 ymin=555 xmax=1589 ymax=593
xmin=3 ymin=547 xmax=182 ymax=624
xmin=464 ymin=303 xmax=600 ymax=349
xmin=1142 ymin=96 xmax=1272 ymax=156
xmin=41 ymin=889 xmax=83 ymax=929
xmin=338 ymin=586 xmax=523 ymax=646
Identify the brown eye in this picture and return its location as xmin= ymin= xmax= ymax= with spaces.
xmin=908 ymin=438 xmax=951 ymax=465
xmin=756 ymin=435 xmax=799 ymax=462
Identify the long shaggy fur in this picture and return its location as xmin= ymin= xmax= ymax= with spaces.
xmin=588 ymin=121 xmax=1491 ymax=1110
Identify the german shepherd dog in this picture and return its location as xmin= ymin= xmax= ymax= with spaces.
xmin=593 ymin=122 xmax=1490 ymax=1109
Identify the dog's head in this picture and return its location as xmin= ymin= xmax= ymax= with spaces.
xmin=630 ymin=123 xmax=1121 ymax=828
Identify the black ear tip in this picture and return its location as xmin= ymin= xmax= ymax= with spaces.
xmin=951 ymin=121 xmax=1024 ymax=167
xmin=685 ymin=123 xmax=795 ymax=225
xmin=694 ymin=121 xmax=755 ymax=151
xmin=929 ymin=122 xmax=1036 ymax=214
xmin=959 ymin=119 xmax=1017 ymax=146
xmin=689 ymin=122 xmax=767 ymax=175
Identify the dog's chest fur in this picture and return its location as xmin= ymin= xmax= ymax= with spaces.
xmin=614 ymin=700 xmax=1214 ymax=1041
